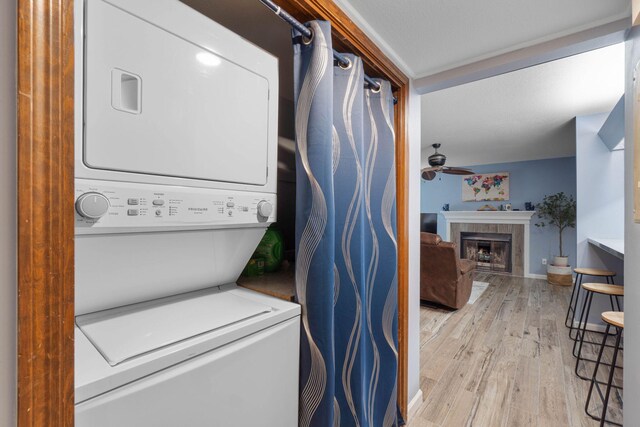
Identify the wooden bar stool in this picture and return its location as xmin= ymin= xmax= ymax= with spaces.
xmin=585 ymin=311 xmax=623 ymax=427
xmin=566 ymin=268 xmax=616 ymax=341
xmin=574 ymin=283 xmax=623 ymax=381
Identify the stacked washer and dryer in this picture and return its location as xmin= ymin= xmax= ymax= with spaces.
xmin=73 ymin=0 xmax=300 ymax=425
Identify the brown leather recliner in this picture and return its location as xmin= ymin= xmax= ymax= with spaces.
xmin=420 ymin=232 xmax=476 ymax=309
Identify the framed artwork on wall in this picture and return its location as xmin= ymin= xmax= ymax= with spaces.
xmin=462 ymin=172 xmax=510 ymax=202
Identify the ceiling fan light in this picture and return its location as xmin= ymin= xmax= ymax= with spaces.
xmin=428 ymin=152 xmax=446 ymax=167
xmin=423 ymin=144 xmax=474 ymax=179
xmin=422 ymin=170 xmax=436 ymax=180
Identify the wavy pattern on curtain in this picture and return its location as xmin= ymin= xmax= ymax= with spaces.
xmin=293 ymin=20 xmax=398 ymax=427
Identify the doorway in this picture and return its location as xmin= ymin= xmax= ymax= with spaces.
xmin=415 ymin=42 xmax=625 ymax=425
xmin=15 ymin=0 xmax=410 ymax=424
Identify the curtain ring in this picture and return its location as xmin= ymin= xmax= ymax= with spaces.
xmin=338 ymin=57 xmax=352 ymax=70
xmin=302 ymin=27 xmax=314 ymax=45
xmin=370 ymin=82 xmax=381 ymax=93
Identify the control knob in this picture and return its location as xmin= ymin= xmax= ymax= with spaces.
xmin=257 ymin=200 xmax=273 ymax=219
xmin=76 ymin=192 xmax=110 ymax=219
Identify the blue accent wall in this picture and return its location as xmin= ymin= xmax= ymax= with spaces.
xmin=421 ymin=157 xmax=577 ymax=276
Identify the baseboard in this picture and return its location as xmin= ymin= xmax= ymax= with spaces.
xmin=572 ymin=321 xmax=608 ymax=333
xmin=525 ymin=273 xmax=576 ymax=283
xmin=407 ymin=389 xmax=424 ymax=421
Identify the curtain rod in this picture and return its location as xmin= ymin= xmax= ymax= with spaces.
xmin=258 ymin=0 xmax=397 ymax=103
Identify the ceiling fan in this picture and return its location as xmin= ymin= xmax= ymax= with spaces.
xmin=421 ymin=143 xmax=475 ymax=181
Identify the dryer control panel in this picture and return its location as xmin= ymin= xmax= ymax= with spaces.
xmin=75 ymin=179 xmax=276 ymax=234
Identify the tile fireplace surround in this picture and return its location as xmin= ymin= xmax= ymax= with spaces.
xmin=441 ymin=211 xmax=536 ymax=278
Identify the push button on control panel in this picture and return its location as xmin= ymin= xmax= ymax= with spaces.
xmin=226 ymin=202 xmax=235 ymax=208
xmin=127 ymin=209 xmax=139 ymax=216
xmin=127 ymin=198 xmax=139 ymax=205
xmin=152 ymin=200 xmax=165 ymax=206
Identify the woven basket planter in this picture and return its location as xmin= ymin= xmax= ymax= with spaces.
xmin=547 ymin=264 xmax=573 ymax=286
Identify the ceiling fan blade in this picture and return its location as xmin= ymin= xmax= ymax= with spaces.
xmin=421 ymin=170 xmax=437 ymax=181
xmin=421 ymin=166 xmax=439 ymax=172
xmin=442 ymin=167 xmax=475 ymax=175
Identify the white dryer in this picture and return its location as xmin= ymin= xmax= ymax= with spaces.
xmin=73 ymin=1 xmax=299 ymax=426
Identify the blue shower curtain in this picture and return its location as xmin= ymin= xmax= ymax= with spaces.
xmin=293 ymin=20 xmax=399 ymax=427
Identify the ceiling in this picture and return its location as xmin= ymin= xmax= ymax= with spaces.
xmin=420 ymin=43 xmax=625 ymax=167
xmin=334 ymin=0 xmax=629 ymax=78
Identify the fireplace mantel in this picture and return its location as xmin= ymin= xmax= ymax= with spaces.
xmin=441 ymin=210 xmax=536 ymax=226
xmin=441 ymin=210 xmax=537 ymax=278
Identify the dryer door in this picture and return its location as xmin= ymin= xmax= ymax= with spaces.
xmin=83 ymin=0 xmax=274 ymax=186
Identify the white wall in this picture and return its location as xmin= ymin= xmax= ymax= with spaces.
xmin=407 ymin=81 xmax=422 ymax=412
xmin=0 ymin=0 xmax=16 ymax=425
xmin=575 ymin=113 xmax=625 ymax=323
xmin=576 ymin=114 xmax=625 ymax=246
xmin=624 ymin=28 xmax=640 ymax=426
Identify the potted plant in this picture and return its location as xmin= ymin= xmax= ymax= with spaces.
xmin=535 ymin=192 xmax=576 ymax=286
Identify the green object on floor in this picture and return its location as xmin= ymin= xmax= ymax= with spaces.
xmin=253 ymin=226 xmax=284 ymax=273
xmin=242 ymin=257 xmax=265 ymax=277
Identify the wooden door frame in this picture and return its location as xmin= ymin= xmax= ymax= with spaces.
xmin=16 ymin=0 xmax=410 ymax=424
xmin=17 ymin=0 xmax=76 ymax=425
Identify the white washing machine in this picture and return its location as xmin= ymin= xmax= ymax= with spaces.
xmin=73 ymin=1 xmax=299 ymax=426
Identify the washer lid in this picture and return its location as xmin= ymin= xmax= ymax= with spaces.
xmin=76 ymin=287 xmax=272 ymax=366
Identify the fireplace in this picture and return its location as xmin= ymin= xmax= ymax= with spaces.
xmin=461 ymin=232 xmax=512 ymax=273
xmin=442 ymin=211 xmax=534 ymax=277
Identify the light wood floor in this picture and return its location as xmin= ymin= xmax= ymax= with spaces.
xmin=407 ymin=273 xmax=623 ymax=427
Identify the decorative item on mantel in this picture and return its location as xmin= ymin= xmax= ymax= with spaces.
xmin=477 ymin=204 xmax=498 ymax=211
xmin=535 ymin=192 xmax=576 ymax=286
